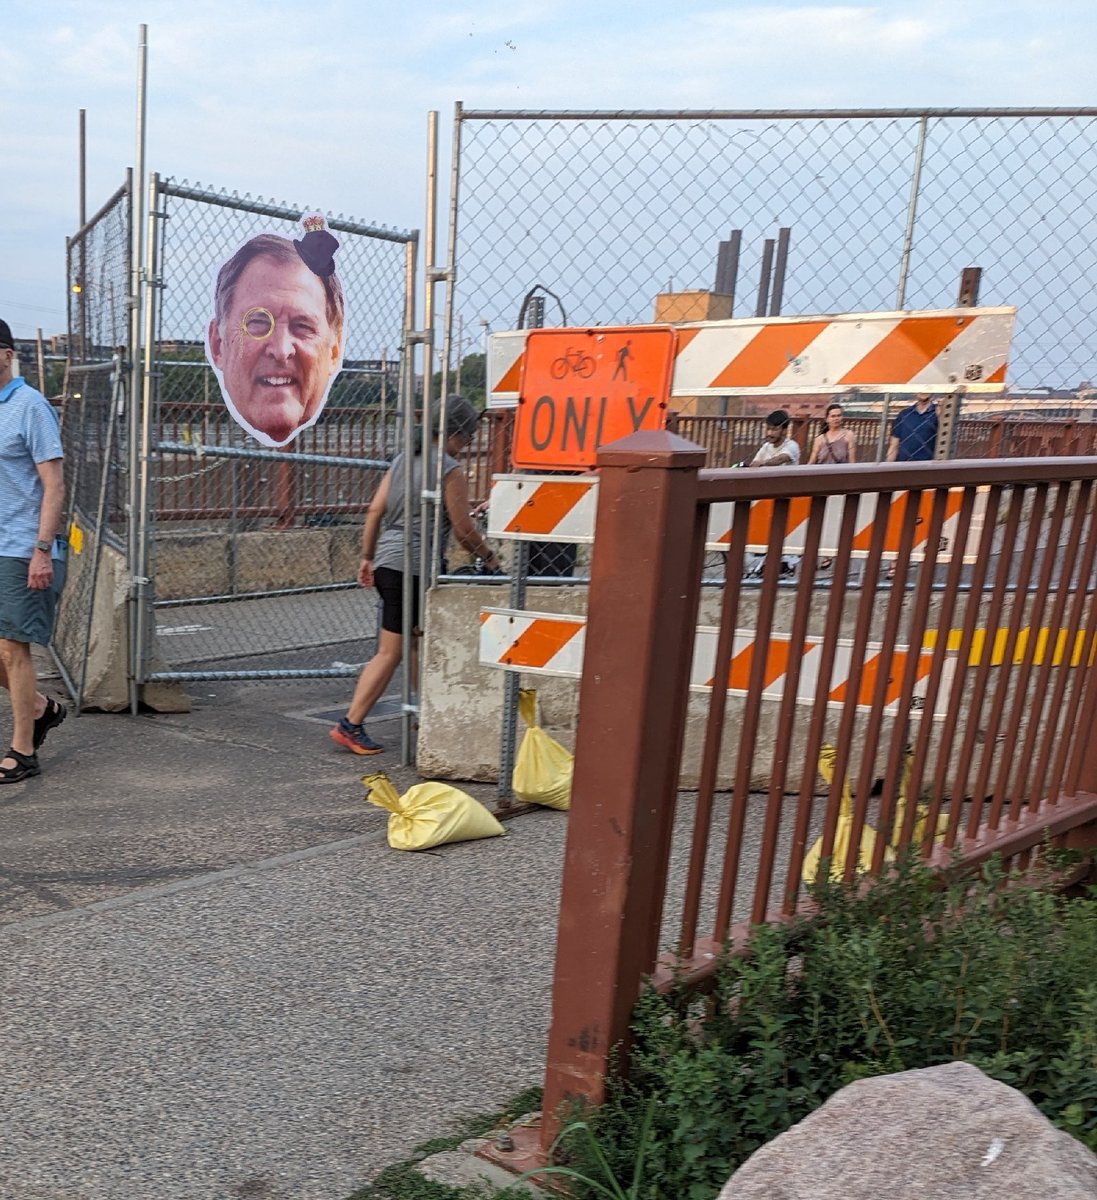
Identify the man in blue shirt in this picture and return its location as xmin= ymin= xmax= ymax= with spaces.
xmin=886 ymin=393 xmax=939 ymax=462
xmin=0 ymin=320 xmax=67 ymax=782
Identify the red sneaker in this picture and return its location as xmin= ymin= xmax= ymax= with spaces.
xmin=329 ymin=722 xmax=384 ymax=756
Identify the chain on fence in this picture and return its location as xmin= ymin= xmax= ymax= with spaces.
xmin=140 ymin=181 xmax=415 ymax=680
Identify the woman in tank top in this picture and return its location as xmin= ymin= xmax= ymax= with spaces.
xmin=808 ymin=403 xmax=858 ymax=568
xmin=807 ymin=403 xmax=858 ymax=466
xmin=329 ymin=395 xmax=501 ymax=757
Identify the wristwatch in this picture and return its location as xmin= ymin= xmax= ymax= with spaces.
xmin=34 ymin=539 xmax=52 ymax=554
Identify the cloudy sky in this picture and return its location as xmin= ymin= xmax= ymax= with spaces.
xmin=2 ymin=0 xmax=1093 ymax=338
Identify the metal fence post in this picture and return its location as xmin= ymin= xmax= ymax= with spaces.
xmin=877 ymin=114 xmax=929 ymax=462
xmin=540 ymin=429 xmax=708 ymax=1143
xmin=496 ymin=541 xmax=528 ymax=809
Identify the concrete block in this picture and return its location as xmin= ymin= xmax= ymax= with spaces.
xmin=418 ymin=584 xmax=581 ymax=782
xmin=328 ymin=526 xmax=361 ymax=582
xmin=154 ymin=532 xmax=232 ymax=601
xmin=414 ymin=582 xmax=1010 ymax=795
xmin=53 ymin=541 xmax=190 ymax=713
xmin=234 ymin=529 xmax=333 ymax=592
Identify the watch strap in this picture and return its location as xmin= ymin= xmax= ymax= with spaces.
xmin=34 ymin=539 xmax=52 ymax=554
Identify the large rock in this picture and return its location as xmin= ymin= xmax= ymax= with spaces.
xmin=718 ymin=1061 xmax=1097 ymax=1200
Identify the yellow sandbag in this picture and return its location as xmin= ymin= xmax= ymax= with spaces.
xmin=363 ymin=773 xmax=505 ymax=851
xmin=512 ymin=689 xmax=573 ymax=810
xmin=802 ymin=744 xmax=893 ymax=884
xmin=889 ymin=746 xmax=950 ymax=849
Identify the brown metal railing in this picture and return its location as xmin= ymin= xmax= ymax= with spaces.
xmin=540 ymin=433 xmax=1097 ymax=1141
xmin=151 ymin=406 xmax=1096 ymax=525
xmin=153 ymin=403 xmax=515 ymax=524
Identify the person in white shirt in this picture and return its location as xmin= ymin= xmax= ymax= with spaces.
xmin=746 ymin=409 xmax=801 ymax=577
xmin=749 ymin=408 xmax=802 ymax=468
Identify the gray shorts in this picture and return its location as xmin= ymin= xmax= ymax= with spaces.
xmin=0 ymin=555 xmax=67 ymax=645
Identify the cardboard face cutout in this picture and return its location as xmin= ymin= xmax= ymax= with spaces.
xmin=205 ymin=214 xmax=345 ymax=448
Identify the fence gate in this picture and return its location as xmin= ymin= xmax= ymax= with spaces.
xmin=55 ymin=177 xmax=133 ymax=712
xmin=135 ymin=179 xmax=417 ymax=689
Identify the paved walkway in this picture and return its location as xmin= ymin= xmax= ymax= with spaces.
xmin=0 ymin=664 xmax=567 ymax=1200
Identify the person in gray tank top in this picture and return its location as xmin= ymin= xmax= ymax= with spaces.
xmin=330 ymin=395 xmax=501 ymax=756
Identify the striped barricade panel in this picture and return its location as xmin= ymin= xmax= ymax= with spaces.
xmin=671 ymin=308 xmax=1014 ymax=396
xmin=487 ymin=308 xmax=1016 ymax=408
xmin=487 ymin=474 xmax=989 ymax=561
xmin=487 ymin=329 xmax=528 ymax=407
xmin=487 ymin=474 xmax=599 ymax=544
xmin=705 ymin=486 xmax=990 ymax=563
xmin=687 ymin=628 xmax=949 ymax=716
xmin=480 ymin=610 xmax=954 ymax=716
xmin=479 ymin=608 xmax=586 ymax=678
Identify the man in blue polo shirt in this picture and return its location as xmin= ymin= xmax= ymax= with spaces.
xmin=886 ymin=392 xmax=939 ymax=462
xmin=0 ymin=319 xmax=67 ymax=783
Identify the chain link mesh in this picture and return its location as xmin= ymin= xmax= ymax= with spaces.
xmin=67 ymin=179 xmax=132 ymax=362
xmin=452 ymin=109 xmax=1097 ymax=390
xmin=54 ymin=184 xmax=133 ymax=706
xmin=144 ymin=181 xmax=414 ymax=679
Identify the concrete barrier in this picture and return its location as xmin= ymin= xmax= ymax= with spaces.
xmin=417 ymin=582 xmax=1058 ymax=797
xmin=54 ymin=541 xmax=190 ymax=713
xmin=417 ymin=583 xmax=895 ymax=789
xmin=153 ymin=526 xmax=361 ymax=601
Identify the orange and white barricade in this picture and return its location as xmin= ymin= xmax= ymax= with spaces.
xmin=488 ymin=307 xmax=1016 ymax=408
xmin=488 ymin=474 xmax=989 ymax=562
xmin=479 ymin=610 xmax=953 ymax=717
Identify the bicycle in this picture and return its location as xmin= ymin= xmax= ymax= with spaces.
xmin=550 ymin=348 xmax=596 ymax=380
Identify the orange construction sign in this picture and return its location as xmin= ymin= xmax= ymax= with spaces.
xmin=512 ymin=326 xmax=676 ymax=470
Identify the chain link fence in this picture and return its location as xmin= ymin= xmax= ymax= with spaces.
xmin=448 ymin=107 xmax=1097 ymax=391
xmin=54 ymin=181 xmax=134 ymax=707
xmin=67 ymin=175 xmax=132 ymax=363
xmin=138 ymin=180 xmax=416 ymax=682
xmin=443 ymin=106 xmax=1097 ymax=799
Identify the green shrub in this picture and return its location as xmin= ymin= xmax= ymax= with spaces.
xmin=564 ymin=855 xmax=1097 ymax=1200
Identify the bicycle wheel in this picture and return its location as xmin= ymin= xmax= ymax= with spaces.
xmin=550 ymin=357 xmax=569 ymax=380
xmin=577 ymin=355 xmax=596 ymax=379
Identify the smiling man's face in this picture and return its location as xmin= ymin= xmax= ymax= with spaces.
xmin=209 ymin=254 xmax=341 ymax=446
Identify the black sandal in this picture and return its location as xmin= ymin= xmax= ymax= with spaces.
xmin=33 ymin=697 xmax=67 ymax=750
xmin=0 ymin=747 xmax=40 ymax=784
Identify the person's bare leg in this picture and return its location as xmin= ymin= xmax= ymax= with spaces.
xmin=0 ymin=639 xmax=38 ymax=764
xmin=0 ymin=658 xmax=48 ymax=721
xmin=345 ymin=629 xmax=403 ymax=725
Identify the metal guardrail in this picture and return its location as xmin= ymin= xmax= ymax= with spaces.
xmin=539 ymin=440 xmax=1097 ymax=1142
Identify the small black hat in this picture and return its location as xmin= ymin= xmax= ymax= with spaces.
xmin=293 ymin=215 xmax=340 ymax=278
xmin=0 ymin=319 xmax=14 ymax=350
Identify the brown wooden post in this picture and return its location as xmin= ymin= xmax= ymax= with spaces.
xmin=540 ymin=429 xmax=708 ymax=1146
xmin=987 ymin=417 xmax=1005 ymax=458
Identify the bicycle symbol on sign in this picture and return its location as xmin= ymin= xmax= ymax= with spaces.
xmin=550 ymin=347 xmax=596 ymax=380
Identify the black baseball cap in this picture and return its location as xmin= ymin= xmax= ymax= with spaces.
xmin=443 ymin=394 xmax=481 ymax=441
xmin=0 ymin=320 xmax=14 ymax=350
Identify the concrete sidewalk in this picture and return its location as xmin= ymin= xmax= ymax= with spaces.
xmin=0 ymin=661 xmax=567 ymax=1200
